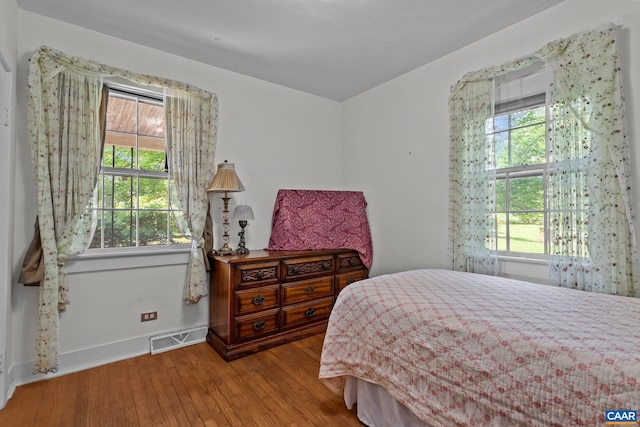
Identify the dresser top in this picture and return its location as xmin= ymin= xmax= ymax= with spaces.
xmin=209 ymin=248 xmax=358 ymax=264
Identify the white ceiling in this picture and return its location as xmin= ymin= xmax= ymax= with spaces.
xmin=17 ymin=0 xmax=564 ymax=101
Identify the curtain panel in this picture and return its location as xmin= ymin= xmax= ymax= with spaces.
xmin=23 ymin=46 xmax=218 ymax=373
xmin=165 ymin=89 xmax=218 ymax=303
xmin=448 ymin=25 xmax=639 ymax=297
xmin=448 ymin=79 xmax=497 ymax=274
xmin=26 ymin=49 xmax=105 ymax=373
xmin=544 ymin=28 xmax=638 ymax=297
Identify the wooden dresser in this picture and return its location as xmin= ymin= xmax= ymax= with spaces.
xmin=207 ymin=249 xmax=368 ymax=361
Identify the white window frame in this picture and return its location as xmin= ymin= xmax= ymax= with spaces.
xmin=489 ymin=63 xmax=551 ymax=261
xmin=489 ymin=106 xmax=549 ymax=260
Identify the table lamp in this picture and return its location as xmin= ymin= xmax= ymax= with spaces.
xmin=233 ymin=204 xmax=254 ymax=254
xmin=206 ymin=160 xmax=245 ymax=254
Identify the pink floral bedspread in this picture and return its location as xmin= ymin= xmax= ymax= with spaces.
xmin=267 ymin=189 xmax=373 ymax=269
xmin=319 ymin=269 xmax=640 ymax=426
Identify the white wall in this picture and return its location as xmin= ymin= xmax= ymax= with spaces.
xmin=11 ymin=11 xmax=344 ymax=383
xmin=343 ymin=0 xmax=640 ymax=280
xmin=0 ymin=0 xmax=19 ymax=409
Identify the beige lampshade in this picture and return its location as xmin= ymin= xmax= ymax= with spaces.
xmin=207 ymin=161 xmax=245 ymax=192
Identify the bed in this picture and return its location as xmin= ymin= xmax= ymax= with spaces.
xmin=319 ymin=269 xmax=640 ymax=426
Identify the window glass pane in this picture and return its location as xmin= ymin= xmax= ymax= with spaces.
xmin=510 ymin=107 xmax=545 ymax=128
xmin=495 ymin=179 xmax=506 ymax=212
xmin=496 ymin=214 xmax=507 ymax=251
xmin=509 ymin=176 xmax=543 ymax=212
xmin=138 ymin=148 xmax=166 ymax=172
xmin=139 ymin=211 xmax=168 ymax=246
xmin=511 ymin=123 xmax=546 ymax=166
xmin=107 ymin=96 xmax=137 ymax=133
xmin=138 ymin=101 xmax=165 ymax=138
xmin=112 ymin=175 xmax=137 ymax=209
xmin=102 ymin=210 xmax=115 ymax=248
xmin=99 ymin=175 xmax=113 ymax=208
xmin=493 ymin=131 xmax=509 ymax=168
xmin=94 ymin=210 xmax=118 ymax=248
xmin=493 ymin=114 xmax=509 ymax=132
xmin=112 ymin=210 xmax=135 ymax=247
xmin=102 ymin=141 xmax=114 ymax=168
xmin=103 ymin=144 xmax=136 ymax=169
xmin=139 ymin=177 xmax=168 ymax=209
xmin=508 ymin=215 xmax=545 ymax=254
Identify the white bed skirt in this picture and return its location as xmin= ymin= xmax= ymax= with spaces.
xmin=344 ymin=376 xmax=431 ymax=427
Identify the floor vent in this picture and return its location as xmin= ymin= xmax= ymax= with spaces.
xmin=150 ymin=326 xmax=208 ymax=355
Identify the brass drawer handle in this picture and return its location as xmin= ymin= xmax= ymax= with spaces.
xmin=322 ymin=261 xmax=330 ymax=270
xmin=304 ymin=308 xmax=316 ymax=318
xmin=304 ymin=286 xmax=315 ymax=295
xmin=257 ymin=270 xmax=264 ymax=280
xmin=252 ymin=295 xmax=266 ymax=306
xmin=253 ymin=320 xmax=266 ymax=331
xmin=292 ymin=266 xmax=300 ymax=274
xmin=346 ymin=279 xmax=356 ymax=285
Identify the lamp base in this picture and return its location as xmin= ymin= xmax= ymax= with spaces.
xmin=214 ymin=246 xmax=234 ymax=255
xmin=234 ymin=221 xmax=250 ymax=254
xmin=215 ymin=194 xmax=234 ymax=255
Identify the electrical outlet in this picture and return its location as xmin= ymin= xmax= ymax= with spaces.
xmin=141 ymin=311 xmax=158 ymax=322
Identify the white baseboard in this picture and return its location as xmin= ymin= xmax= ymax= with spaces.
xmin=11 ymin=325 xmax=207 ymax=387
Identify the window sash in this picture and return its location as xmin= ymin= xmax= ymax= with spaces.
xmin=489 ymin=92 xmax=549 ymax=257
xmin=89 ymin=88 xmax=185 ymax=250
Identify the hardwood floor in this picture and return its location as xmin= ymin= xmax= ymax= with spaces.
xmin=0 ymin=334 xmax=363 ymax=427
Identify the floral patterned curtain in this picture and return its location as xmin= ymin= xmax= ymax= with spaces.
xmin=165 ymin=89 xmax=218 ymax=303
xmin=448 ymin=79 xmax=497 ymax=274
xmin=25 ymin=46 xmax=218 ymax=373
xmin=27 ymin=49 xmax=104 ymax=373
xmin=449 ymin=25 xmax=638 ymax=297
xmin=543 ymin=27 xmax=639 ymax=297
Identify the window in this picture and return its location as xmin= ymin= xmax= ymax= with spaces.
xmin=89 ymin=89 xmax=188 ymax=249
xmin=486 ymin=63 xmax=550 ymax=257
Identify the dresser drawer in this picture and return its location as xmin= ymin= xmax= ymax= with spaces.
xmin=282 ymin=255 xmax=334 ymax=281
xmin=336 ymin=252 xmax=364 ymax=273
xmin=234 ymin=308 xmax=280 ymax=341
xmin=234 ymin=261 xmax=280 ymax=289
xmin=281 ymin=296 xmax=334 ymax=329
xmin=281 ymin=276 xmax=333 ymax=305
xmin=335 ymin=270 xmax=367 ymax=295
xmin=235 ymin=284 xmax=279 ymax=316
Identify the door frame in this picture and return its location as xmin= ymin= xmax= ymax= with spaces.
xmin=0 ymin=48 xmax=15 ymax=409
